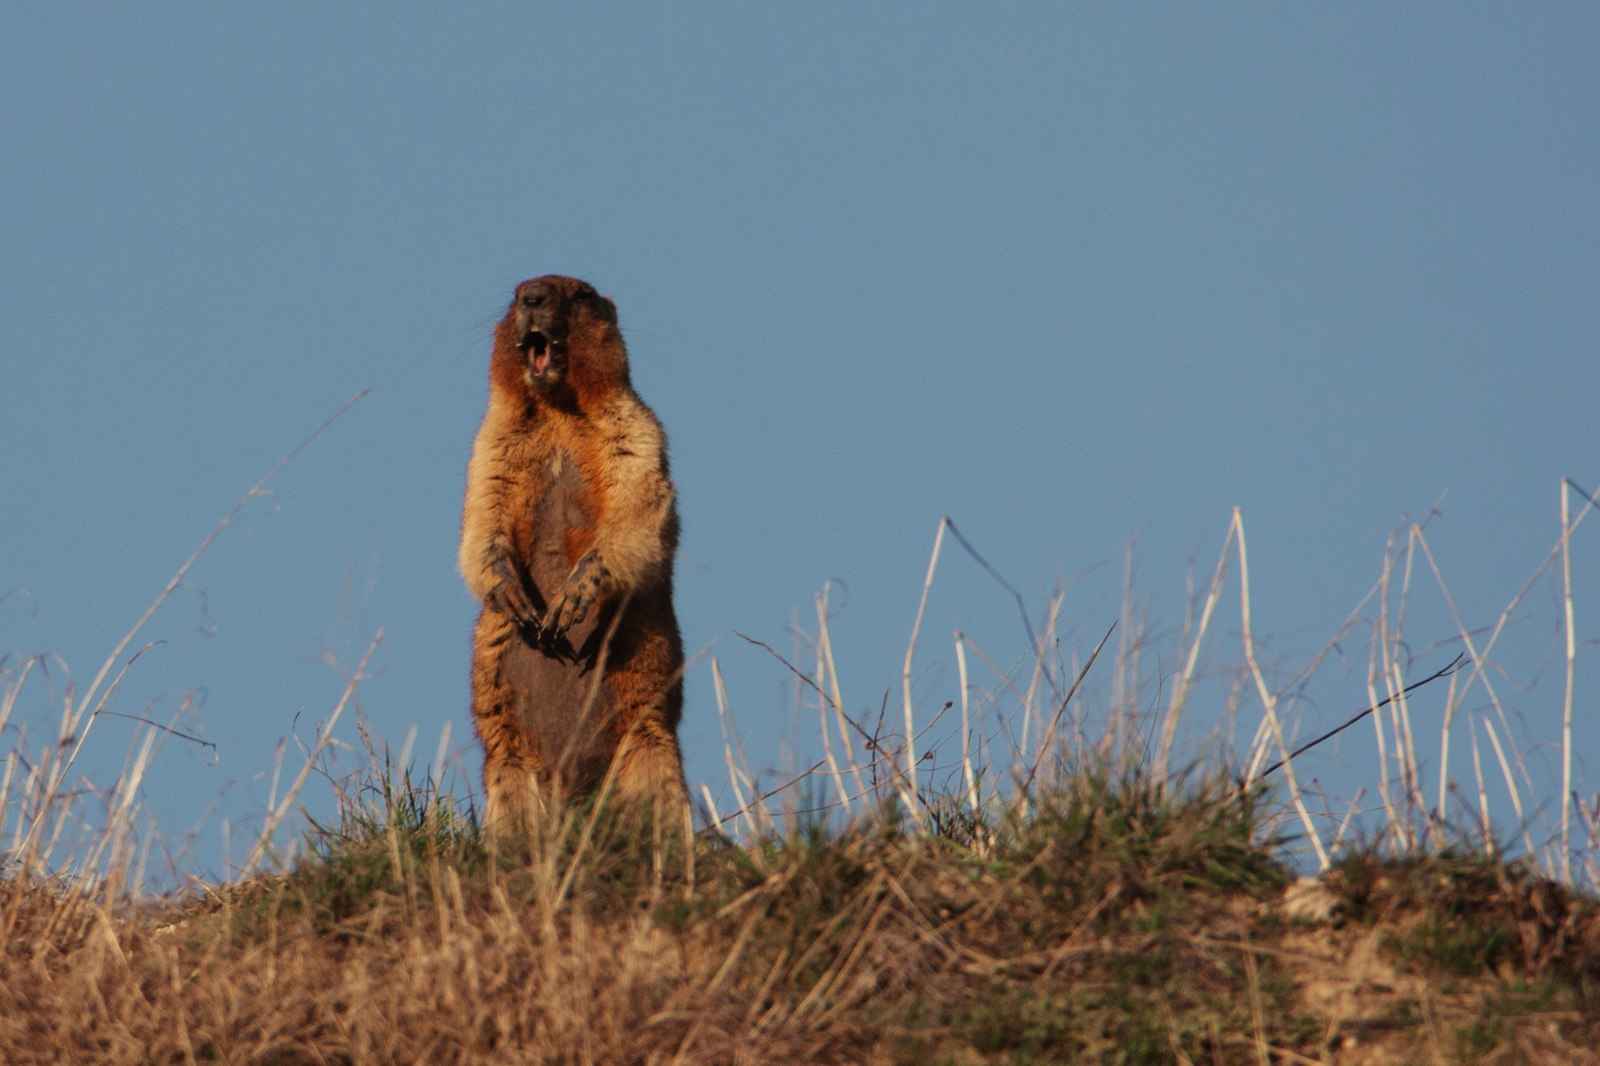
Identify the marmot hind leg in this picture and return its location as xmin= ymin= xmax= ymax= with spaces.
xmin=482 ymin=757 xmax=548 ymax=841
xmin=609 ymin=719 xmax=688 ymax=813
xmin=607 ymin=718 xmax=692 ymax=877
xmin=472 ymin=610 xmax=553 ymax=841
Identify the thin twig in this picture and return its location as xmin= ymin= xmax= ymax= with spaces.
xmin=943 ymin=517 xmax=1041 ymax=662
xmin=733 ymin=631 xmax=876 ymax=750
xmin=711 ymin=760 xmax=829 ymax=829
xmin=1255 ymin=653 xmax=1467 ymax=779
xmin=94 ymin=712 xmax=216 ymax=759
xmin=1019 ymin=622 xmax=1116 ymax=797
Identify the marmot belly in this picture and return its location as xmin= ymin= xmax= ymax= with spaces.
xmin=499 ymin=622 xmax=616 ymax=795
xmin=505 ymin=445 xmax=616 ymax=794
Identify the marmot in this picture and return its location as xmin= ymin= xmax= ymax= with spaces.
xmin=460 ymin=276 xmax=686 ymax=834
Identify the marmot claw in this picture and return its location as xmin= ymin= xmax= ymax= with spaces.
xmin=541 ymin=552 xmax=607 ymax=636
xmin=485 ymin=545 xmax=540 ymax=625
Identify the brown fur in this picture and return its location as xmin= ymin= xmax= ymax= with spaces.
xmin=461 ymin=276 xmax=685 ymax=834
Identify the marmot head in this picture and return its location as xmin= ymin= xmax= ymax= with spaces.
xmin=493 ymin=276 xmax=627 ymax=405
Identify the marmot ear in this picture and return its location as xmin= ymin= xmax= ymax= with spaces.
xmin=598 ymin=295 xmax=618 ymax=324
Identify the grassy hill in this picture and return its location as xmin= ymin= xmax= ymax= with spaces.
xmin=5 ymin=499 xmax=1598 ymax=1062
xmin=4 ymin=765 xmax=1598 ymax=1065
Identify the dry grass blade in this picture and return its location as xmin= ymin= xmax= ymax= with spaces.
xmin=1233 ymin=508 xmax=1328 ymax=868
xmin=899 ymin=517 xmax=948 ymax=827
xmin=243 ymin=628 xmax=383 ymax=875
xmin=1561 ymin=478 xmax=1579 ymax=884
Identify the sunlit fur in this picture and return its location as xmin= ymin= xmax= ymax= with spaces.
xmin=461 ymin=276 xmax=685 ymax=836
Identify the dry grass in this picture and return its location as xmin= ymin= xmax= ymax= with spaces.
xmin=2 ymin=767 xmax=1597 ymax=1064
xmin=3 ymin=426 xmax=1599 ymax=1062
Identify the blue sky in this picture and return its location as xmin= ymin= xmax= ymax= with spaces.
xmin=3 ymin=6 xmax=1596 ymax=882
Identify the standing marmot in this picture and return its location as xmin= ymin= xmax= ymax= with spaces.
xmin=460 ymin=276 xmax=686 ymax=834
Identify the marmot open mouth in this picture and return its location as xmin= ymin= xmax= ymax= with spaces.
xmin=520 ymin=330 xmax=559 ymax=377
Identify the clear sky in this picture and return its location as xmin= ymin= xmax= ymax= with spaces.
xmin=3 ymin=6 xmax=1596 ymax=883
